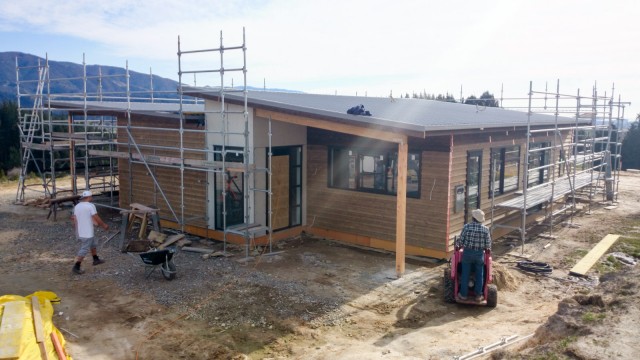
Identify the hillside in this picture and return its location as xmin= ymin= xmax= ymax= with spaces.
xmin=0 ymin=51 xmax=179 ymax=103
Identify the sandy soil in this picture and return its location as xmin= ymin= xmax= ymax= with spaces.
xmin=1 ymin=173 xmax=639 ymax=359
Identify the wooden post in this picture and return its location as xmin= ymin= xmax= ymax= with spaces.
xmin=119 ymin=214 xmax=129 ymax=253
xmin=395 ymin=140 xmax=408 ymax=278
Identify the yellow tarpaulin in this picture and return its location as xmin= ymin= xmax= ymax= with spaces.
xmin=0 ymin=291 xmax=71 ymax=360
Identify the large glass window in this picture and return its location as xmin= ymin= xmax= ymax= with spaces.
xmin=490 ymin=145 xmax=520 ymax=197
xmin=329 ymin=147 xmax=420 ymax=198
xmin=528 ymin=142 xmax=550 ymax=187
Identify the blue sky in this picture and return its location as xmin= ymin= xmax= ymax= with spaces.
xmin=1 ymin=0 xmax=638 ymax=118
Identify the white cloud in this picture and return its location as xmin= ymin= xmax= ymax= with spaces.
xmin=1 ymin=0 xmax=638 ymax=117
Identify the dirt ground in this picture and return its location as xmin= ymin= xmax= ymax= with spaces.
xmin=1 ymin=173 xmax=639 ymax=360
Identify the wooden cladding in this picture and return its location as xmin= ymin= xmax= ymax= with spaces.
xmin=306 ymin=144 xmax=451 ymax=253
xmin=117 ymin=116 xmax=208 ymax=228
xmin=116 ymin=117 xmax=206 ymax=160
xmin=119 ymin=162 xmax=207 ymax=227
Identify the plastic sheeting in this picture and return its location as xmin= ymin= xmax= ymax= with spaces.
xmin=0 ymin=291 xmax=70 ymax=360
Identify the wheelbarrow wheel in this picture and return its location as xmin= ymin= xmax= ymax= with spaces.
xmin=161 ymin=260 xmax=176 ymax=280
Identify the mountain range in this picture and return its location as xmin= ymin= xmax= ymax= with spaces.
xmin=0 ymin=51 xmax=180 ymax=104
xmin=0 ymin=52 xmax=302 ymax=105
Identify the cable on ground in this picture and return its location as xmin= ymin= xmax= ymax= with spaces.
xmin=516 ymin=261 xmax=553 ymax=274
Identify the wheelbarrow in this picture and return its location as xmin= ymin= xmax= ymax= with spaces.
xmin=139 ymin=247 xmax=177 ymax=280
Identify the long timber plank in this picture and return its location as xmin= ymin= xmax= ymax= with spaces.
xmin=569 ymin=234 xmax=620 ymax=277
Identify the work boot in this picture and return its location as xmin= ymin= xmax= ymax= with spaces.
xmin=72 ymin=267 xmax=85 ymax=275
xmin=93 ymin=259 xmax=105 ymax=266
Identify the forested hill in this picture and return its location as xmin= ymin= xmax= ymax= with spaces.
xmin=0 ymin=51 xmax=180 ymax=103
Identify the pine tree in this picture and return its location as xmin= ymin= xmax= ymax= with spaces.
xmin=0 ymin=100 xmax=21 ymax=172
xmin=621 ymin=117 xmax=640 ymax=170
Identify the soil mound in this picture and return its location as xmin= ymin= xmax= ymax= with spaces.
xmin=492 ymin=262 xmax=521 ymax=291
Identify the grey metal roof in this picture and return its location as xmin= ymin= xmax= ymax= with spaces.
xmin=184 ymin=87 xmax=585 ymax=134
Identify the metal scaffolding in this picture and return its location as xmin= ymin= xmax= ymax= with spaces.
xmin=491 ymin=81 xmax=628 ymax=253
xmin=14 ymin=29 xmax=272 ymax=255
xmin=176 ymin=28 xmax=273 ymax=254
xmin=14 ymin=54 xmax=126 ymax=204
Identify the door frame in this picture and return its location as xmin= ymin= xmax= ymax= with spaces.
xmin=269 ymin=145 xmax=303 ymax=231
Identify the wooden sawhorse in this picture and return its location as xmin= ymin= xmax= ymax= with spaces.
xmin=118 ymin=203 xmax=161 ymax=252
xmin=47 ymin=195 xmax=81 ymax=221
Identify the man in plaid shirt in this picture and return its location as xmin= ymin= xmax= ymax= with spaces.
xmin=455 ymin=209 xmax=492 ymax=301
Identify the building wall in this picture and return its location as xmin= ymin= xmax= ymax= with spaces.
xmin=448 ymin=129 xmax=572 ymax=251
xmin=305 ymin=127 xmax=571 ymax=258
xmin=117 ymin=116 xmax=207 ymax=227
xmin=305 ymin=143 xmax=452 ymax=257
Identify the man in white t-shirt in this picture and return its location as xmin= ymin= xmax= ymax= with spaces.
xmin=71 ymin=190 xmax=109 ymax=274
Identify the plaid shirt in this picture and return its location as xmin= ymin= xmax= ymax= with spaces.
xmin=456 ymin=221 xmax=492 ymax=251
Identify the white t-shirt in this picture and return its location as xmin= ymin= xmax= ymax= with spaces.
xmin=74 ymin=201 xmax=97 ymax=238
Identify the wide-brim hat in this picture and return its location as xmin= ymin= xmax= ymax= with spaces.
xmin=80 ymin=190 xmax=93 ymax=199
xmin=472 ymin=209 xmax=485 ymax=223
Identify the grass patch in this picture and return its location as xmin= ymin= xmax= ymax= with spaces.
xmin=595 ymin=255 xmax=623 ymax=274
xmin=531 ymin=354 xmax=562 ymax=360
xmin=616 ymin=236 xmax=640 ymax=259
xmin=613 ymin=215 xmax=640 ymax=258
xmin=559 ymin=335 xmax=577 ymax=349
xmin=562 ymin=249 xmax=589 ymax=268
xmin=581 ymin=311 xmax=606 ymax=322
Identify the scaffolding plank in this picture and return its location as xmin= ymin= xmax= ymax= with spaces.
xmin=27 ymin=140 xmax=114 ymax=150
xmin=569 ymin=234 xmax=620 ymax=277
xmin=497 ymin=172 xmax=594 ymax=210
xmin=88 ymin=149 xmax=248 ymax=171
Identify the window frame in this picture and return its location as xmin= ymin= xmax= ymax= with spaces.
xmin=528 ymin=142 xmax=550 ymax=188
xmin=328 ymin=147 xmax=421 ymax=199
xmin=489 ymin=145 xmax=521 ymax=197
xmin=213 ymin=145 xmax=245 ymax=230
xmin=466 ymin=150 xmax=482 ymax=223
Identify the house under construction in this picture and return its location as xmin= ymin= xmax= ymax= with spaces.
xmin=13 ymin=30 xmax=630 ymax=276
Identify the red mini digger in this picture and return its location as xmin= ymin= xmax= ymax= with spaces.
xmin=444 ymin=247 xmax=498 ymax=307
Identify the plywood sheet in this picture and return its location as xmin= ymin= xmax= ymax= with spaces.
xmin=0 ymin=301 xmax=27 ymax=360
xmin=272 ymin=155 xmax=290 ymax=229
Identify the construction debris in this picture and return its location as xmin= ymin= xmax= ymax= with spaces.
xmin=201 ymin=251 xmax=231 ymax=260
xmin=182 ymin=246 xmax=214 ymax=254
xmin=158 ymin=234 xmax=185 ymax=249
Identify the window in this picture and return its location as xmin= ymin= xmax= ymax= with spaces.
xmin=214 ymin=146 xmax=244 ymax=230
xmin=466 ymin=150 xmax=482 ymax=223
xmin=490 ymin=145 xmax=520 ymax=196
xmin=557 ymin=144 xmax=568 ymax=177
xmin=328 ymin=147 xmax=420 ymax=198
xmin=528 ymin=142 xmax=550 ymax=187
